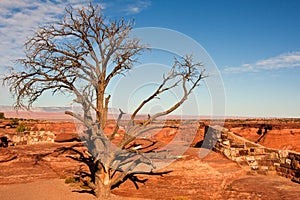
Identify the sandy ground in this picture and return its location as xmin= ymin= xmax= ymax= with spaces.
xmin=0 ymin=179 xmax=95 ymax=200
xmin=1 ymin=118 xmax=300 ymax=200
xmin=1 ymin=146 xmax=300 ymax=200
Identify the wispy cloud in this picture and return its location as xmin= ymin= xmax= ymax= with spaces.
xmin=224 ymin=52 xmax=300 ymax=73
xmin=103 ymin=0 xmax=151 ymax=15
xmin=0 ymin=0 xmax=88 ymax=70
xmin=0 ymin=0 xmax=151 ymax=72
xmin=123 ymin=0 xmax=151 ymax=15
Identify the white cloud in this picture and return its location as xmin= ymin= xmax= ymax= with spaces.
xmin=256 ymin=52 xmax=300 ymax=70
xmin=0 ymin=0 xmax=88 ymax=71
xmin=224 ymin=52 xmax=300 ymax=73
xmin=0 ymin=0 xmax=152 ymax=73
xmin=0 ymin=0 xmax=151 ymax=72
xmin=123 ymin=0 xmax=151 ymax=15
xmin=0 ymin=0 xmax=151 ymax=107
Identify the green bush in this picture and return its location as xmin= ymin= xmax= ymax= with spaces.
xmin=16 ymin=123 xmax=31 ymax=132
xmin=173 ymin=196 xmax=190 ymax=200
xmin=65 ymin=176 xmax=80 ymax=184
xmin=40 ymin=128 xmax=46 ymax=131
xmin=12 ymin=118 xmax=19 ymax=125
xmin=173 ymin=197 xmax=191 ymax=200
xmin=0 ymin=112 xmax=4 ymax=119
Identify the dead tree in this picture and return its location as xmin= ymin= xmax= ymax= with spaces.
xmin=3 ymin=3 xmax=206 ymax=199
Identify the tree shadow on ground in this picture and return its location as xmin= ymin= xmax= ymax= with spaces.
xmin=194 ymin=140 xmax=214 ymax=149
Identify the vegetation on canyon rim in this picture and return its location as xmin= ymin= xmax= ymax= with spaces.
xmin=2 ymin=3 xmax=206 ymax=198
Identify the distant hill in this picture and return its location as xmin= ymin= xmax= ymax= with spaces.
xmin=0 ymin=106 xmax=69 ymax=112
xmin=0 ymin=105 xmax=223 ymax=121
xmin=0 ymin=106 xmax=79 ymax=121
xmin=0 ymin=106 xmax=120 ymax=113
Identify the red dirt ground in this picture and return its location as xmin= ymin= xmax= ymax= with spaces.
xmin=1 ymin=143 xmax=300 ymax=200
xmin=1 ymin=118 xmax=300 ymax=199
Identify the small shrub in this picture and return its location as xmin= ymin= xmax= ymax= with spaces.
xmin=173 ymin=197 xmax=191 ymax=200
xmin=40 ymin=128 xmax=46 ymax=131
xmin=0 ymin=112 xmax=4 ymax=119
xmin=65 ymin=176 xmax=80 ymax=184
xmin=16 ymin=123 xmax=31 ymax=132
xmin=12 ymin=118 xmax=19 ymax=125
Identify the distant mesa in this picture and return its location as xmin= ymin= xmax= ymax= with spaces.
xmin=0 ymin=106 xmax=70 ymax=121
xmin=0 ymin=105 xmax=217 ymax=121
xmin=0 ymin=106 xmax=249 ymax=121
xmin=0 ymin=105 xmax=80 ymax=112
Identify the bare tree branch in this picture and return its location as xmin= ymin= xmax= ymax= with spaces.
xmin=109 ymin=109 xmax=126 ymax=140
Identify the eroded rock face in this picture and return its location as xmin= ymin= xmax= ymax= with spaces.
xmin=224 ymin=120 xmax=300 ymax=152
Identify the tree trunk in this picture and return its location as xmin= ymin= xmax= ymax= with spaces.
xmin=97 ymin=79 xmax=109 ymax=129
xmin=96 ymin=184 xmax=111 ymax=199
xmin=95 ymin=169 xmax=112 ymax=199
xmin=97 ymin=86 xmax=104 ymax=126
xmin=102 ymin=95 xmax=110 ymax=128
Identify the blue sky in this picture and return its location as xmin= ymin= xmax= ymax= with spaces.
xmin=0 ymin=0 xmax=300 ymax=117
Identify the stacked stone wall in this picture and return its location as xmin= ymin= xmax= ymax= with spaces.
xmin=9 ymin=131 xmax=55 ymax=145
xmin=205 ymin=125 xmax=300 ymax=183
